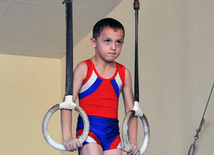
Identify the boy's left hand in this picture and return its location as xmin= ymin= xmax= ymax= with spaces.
xmin=123 ymin=143 xmax=140 ymax=155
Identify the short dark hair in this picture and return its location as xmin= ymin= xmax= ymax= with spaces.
xmin=92 ymin=18 xmax=125 ymax=39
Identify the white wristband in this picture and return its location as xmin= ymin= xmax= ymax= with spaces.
xmin=133 ymin=101 xmax=143 ymax=117
xmin=59 ymin=95 xmax=77 ymax=110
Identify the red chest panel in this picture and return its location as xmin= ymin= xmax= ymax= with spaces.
xmin=78 ymin=59 xmax=125 ymax=119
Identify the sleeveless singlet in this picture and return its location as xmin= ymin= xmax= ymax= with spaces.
xmin=78 ymin=59 xmax=125 ymax=119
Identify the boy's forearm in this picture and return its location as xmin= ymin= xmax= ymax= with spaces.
xmin=128 ymin=116 xmax=138 ymax=144
xmin=61 ymin=109 xmax=73 ymax=140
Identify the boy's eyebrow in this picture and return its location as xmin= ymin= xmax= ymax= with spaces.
xmin=104 ymin=38 xmax=124 ymax=42
xmin=117 ymin=38 xmax=124 ymax=41
xmin=103 ymin=36 xmax=124 ymax=40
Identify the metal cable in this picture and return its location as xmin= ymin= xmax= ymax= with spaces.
xmin=187 ymin=83 xmax=214 ymax=155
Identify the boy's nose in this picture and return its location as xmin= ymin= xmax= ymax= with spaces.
xmin=110 ymin=42 xmax=116 ymax=50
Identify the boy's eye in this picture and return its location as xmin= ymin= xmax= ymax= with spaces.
xmin=104 ymin=39 xmax=123 ymax=45
xmin=104 ymin=39 xmax=111 ymax=43
xmin=116 ymin=40 xmax=123 ymax=44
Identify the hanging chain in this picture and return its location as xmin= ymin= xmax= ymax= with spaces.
xmin=187 ymin=83 xmax=214 ymax=155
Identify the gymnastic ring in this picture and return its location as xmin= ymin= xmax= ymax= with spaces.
xmin=42 ymin=101 xmax=89 ymax=151
xmin=122 ymin=110 xmax=150 ymax=155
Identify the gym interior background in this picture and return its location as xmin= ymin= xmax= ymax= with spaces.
xmin=0 ymin=0 xmax=213 ymax=154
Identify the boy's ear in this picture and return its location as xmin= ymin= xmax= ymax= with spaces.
xmin=90 ymin=38 xmax=97 ymax=48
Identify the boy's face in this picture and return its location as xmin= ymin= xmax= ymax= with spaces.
xmin=91 ymin=27 xmax=124 ymax=62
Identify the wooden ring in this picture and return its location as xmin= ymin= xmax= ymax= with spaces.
xmin=122 ymin=110 xmax=150 ymax=155
xmin=42 ymin=103 xmax=89 ymax=151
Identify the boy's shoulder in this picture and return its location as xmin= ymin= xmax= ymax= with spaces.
xmin=81 ymin=59 xmax=92 ymax=66
xmin=115 ymin=61 xmax=126 ymax=70
xmin=75 ymin=60 xmax=88 ymax=71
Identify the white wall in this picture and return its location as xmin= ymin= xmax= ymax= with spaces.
xmin=0 ymin=0 xmax=213 ymax=155
xmin=0 ymin=54 xmax=62 ymax=155
xmin=65 ymin=0 xmax=214 ymax=154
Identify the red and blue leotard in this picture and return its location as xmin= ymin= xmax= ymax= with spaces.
xmin=76 ymin=59 xmax=125 ymax=151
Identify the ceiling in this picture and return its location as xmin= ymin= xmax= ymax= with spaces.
xmin=0 ymin=0 xmax=122 ymax=59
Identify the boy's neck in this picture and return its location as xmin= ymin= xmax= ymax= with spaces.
xmin=91 ymin=57 xmax=116 ymax=79
xmin=91 ymin=56 xmax=115 ymax=69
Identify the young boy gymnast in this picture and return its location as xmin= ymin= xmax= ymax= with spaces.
xmin=61 ymin=18 xmax=139 ymax=155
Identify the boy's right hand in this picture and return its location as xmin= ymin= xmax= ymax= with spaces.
xmin=123 ymin=143 xmax=140 ymax=155
xmin=63 ymin=137 xmax=82 ymax=152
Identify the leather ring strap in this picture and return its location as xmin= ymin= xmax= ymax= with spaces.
xmin=42 ymin=0 xmax=89 ymax=151
xmin=122 ymin=1 xmax=150 ymax=154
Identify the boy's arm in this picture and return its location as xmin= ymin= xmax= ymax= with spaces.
xmin=61 ymin=62 xmax=87 ymax=151
xmin=122 ymin=68 xmax=139 ymax=155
